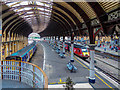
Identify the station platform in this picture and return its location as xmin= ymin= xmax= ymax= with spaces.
xmin=48 ymin=83 xmax=93 ymax=89
xmin=1 ymin=41 xmax=119 ymax=89
xmin=30 ymin=42 xmax=44 ymax=69
xmin=38 ymin=41 xmax=119 ymax=89
xmin=2 ymin=80 xmax=32 ymax=88
xmin=95 ymin=47 xmax=119 ymax=57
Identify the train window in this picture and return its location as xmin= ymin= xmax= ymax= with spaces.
xmin=16 ymin=57 xmax=21 ymax=61
xmin=26 ymin=55 xmax=28 ymax=59
xmin=6 ymin=57 xmax=11 ymax=60
xmin=77 ymin=50 xmax=80 ymax=52
xmin=9 ymin=57 xmax=16 ymax=60
xmin=82 ymin=49 xmax=88 ymax=52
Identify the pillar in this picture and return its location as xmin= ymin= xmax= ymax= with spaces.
xmin=16 ymin=34 xmax=19 ymax=51
xmin=11 ymin=33 xmax=14 ymax=54
xmin=52 ymin=36 xmax=54 ymax=47
xmin=3 ymin=32 xmax=8 ymax=59
xmin=70 ymin=33 xmax=74 ymax=62
xmin=6 ymin=43 xmax=9 ymax=57
xmin=14 ymin=33 xmax=17 ymax=52
xmin=54 ymin=36 xmax=57 ymax=49
xmin=7 ymin=32 xmax=10 ymax=56
xmin=58 ymin=36 xmax=60 ymax=51
xmin=22 ymin=36 xmax=25 ymax=48
xmin=56 ymin=36 xmax=60 ymax=54
xmin=89 ymin=45 xmax=96 ymax=83
xmin=63 ymin=36 xmax=65 ymax=55
xmin=88 ymin=26 xmax=96 ymax=83
xmin=49 ymin=37 xmax=51 ymax=45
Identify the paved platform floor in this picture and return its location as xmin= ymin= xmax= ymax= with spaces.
xmin=1 ymin=80 xmax=32 ymax=88
xmin=40 ymin=41 xmax=119 ymax=89
xmin=30 ymin=42 xmax=44 ymax=69
xmin=48 ymin=83 xmax=93 ymax=89
xmin=1 ymin=41 xmax=119 ymax=89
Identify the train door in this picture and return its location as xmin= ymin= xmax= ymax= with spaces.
xmin=77 ymin=49 xmax=80 ymax=55
xmin=79 ymin=49 xmax=82 ymax=56
xmin=27 ymin=52 xmax=30 ymax=61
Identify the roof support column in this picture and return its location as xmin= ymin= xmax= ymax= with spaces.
xmin=70 ymin=33 xmax=74 ymax=62
xmin=63 ymin=35 xmax=65 ymax=55
xmin=48 ymin=37 xmax=50 ymax=45
xmin=50 ymin=36 xmax=52 ymax=45
xmin=18 ymin=35 xmax=21 ymax=50
xmin=16 ymin=34 xmax=19 ymax=52
xmin=9 ymin=32 xmax=12 ymax=55
xmin=56 ymin=36 xmax=60 ymax=54
xmin=59 ymin=35 xmax=65 ymax=58
xmin=52 ymin=36 xmax=54 ymax=47
xmin=87 ymin=23 xmax=96 ymax=83
xmin=11 ymin=33 xmax=14 ymax=54
xmin=14 ymin=33 xmax=17 ymax=52
xmin=53 ymin=36 xmax=56 ymax=50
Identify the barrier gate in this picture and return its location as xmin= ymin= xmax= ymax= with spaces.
xmin=0 ymin=60 xmax=48 ymax=88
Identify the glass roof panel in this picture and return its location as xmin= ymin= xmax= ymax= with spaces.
xmin=20 ymin=1 xmax=28 ymax=5
xmin=27 ymin=11 xmax=34 ymax=14
xmin=36 ymin=1 xmax=44 ymax=6
xmin=12 ymin=4 xmax=20 ymax=7
xmin=14 ymin=8 xmax=24 ymax=12
xmin=24 ymin=7 xmax=32 ymax=10
xmin=6 ymin=2 xmax=17 ymax=6
xmin=4 ymin=1 xmax=52 ymax=33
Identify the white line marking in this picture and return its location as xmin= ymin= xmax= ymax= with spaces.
xmin=41 ymin=43 xmax=46 ymax=71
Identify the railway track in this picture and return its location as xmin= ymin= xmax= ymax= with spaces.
xmin=94 ymin=57 xmax=120 ymax=70
xmin=59 ymin=44 xmax=120 ymax=84
xmin=72 ymin=52 xmax=120 ymax=84
xmin=85 ymin=57 xmax=120 ymax=84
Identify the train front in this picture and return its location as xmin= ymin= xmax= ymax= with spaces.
xmin=81 ymin=47 xmax=90 ymax=59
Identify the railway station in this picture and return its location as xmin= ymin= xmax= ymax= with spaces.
xmin=0 ymin=0 xmax=120 ymax=89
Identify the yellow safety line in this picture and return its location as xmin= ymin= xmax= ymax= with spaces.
xmin=67 ymin=53 xmax=113 ymax=89
xmin=74 ymin=57 xmax=90 ymax=70
xmin=49 ymin=82 xmax=66 ymax=84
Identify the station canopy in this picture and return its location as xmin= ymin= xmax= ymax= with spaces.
xmin=1 ymin=0 xmax=120 ymax=37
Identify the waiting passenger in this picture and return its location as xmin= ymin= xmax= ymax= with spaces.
xmin=115 ymin=46 xmax=118 ymax=52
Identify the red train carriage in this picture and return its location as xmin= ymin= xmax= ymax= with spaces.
xmin=65 ymin=43 xmax=90 ymax=59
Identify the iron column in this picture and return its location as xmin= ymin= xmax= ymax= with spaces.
xmin=70 ymin=33 xmax=74 ymax=62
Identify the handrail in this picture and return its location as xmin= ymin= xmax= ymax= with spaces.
xmin=0 ymin=60 xmax=48 ymax=88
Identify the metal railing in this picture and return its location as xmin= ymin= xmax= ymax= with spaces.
xmin=0 ymin=60 xmax=48 ymax=88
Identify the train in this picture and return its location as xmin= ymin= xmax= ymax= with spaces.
xmin=65 ymin=42 xmax=90 ymax=59
xmin=6 ymin=41 xmax=37 ymax=62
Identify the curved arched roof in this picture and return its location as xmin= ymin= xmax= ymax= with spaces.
xmin=1 ymin=0 xmax=119 ymax=38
